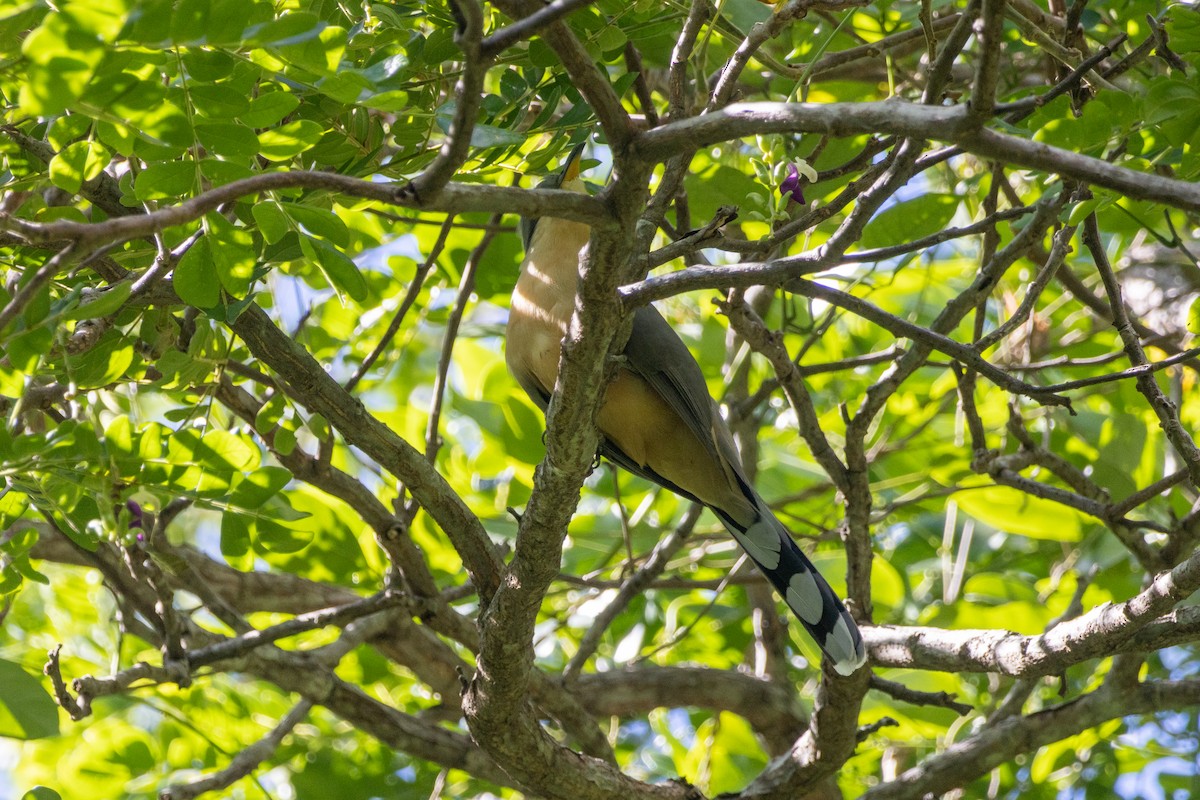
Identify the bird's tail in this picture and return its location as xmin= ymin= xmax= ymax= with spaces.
xmin=713 ymin=495 xmax=866 ymax=676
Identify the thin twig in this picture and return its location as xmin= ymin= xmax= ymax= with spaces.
xmin=0 ymin=243 xmax=78 ymax=333
xmin=974 ymin=221 xmax=1075 ymax=352
xmin=562 ymin=504 xmax=703 ymax=682
xmin=842 ymin=205 xmax=1035 ymax=264
xmin=185 ymin=590 xmax=408 ymax=668
xmin=482 ymin=0 xmax=599 ymax=56
xmin=424 ymin=214 xmax=498 ymax=461
xmin=1083 ymin=214 xmax=1200 ymax=486
xmin=869 ymin=675 xmax=972 ymax=715
xmin=159 ymin=699 xmax=314 ymax=800
xmin=345 ymin=216 xmax=456 ymax=392
xmin=1042 ymin=346 xmax=1200 ymax=393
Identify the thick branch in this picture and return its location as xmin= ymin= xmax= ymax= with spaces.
xmin=864 ymin=542 xmax=1200 ymax=676
xmin=576 ymin=666 xmax=807 ymax=746
xmin=229 ymin=305 xmax=506 ymax=600
xmin=969 ymin=0 xmax=1007 ymax=120
xmin=741 ymin=664 xmax=870 ymax=798
xmin=490 ymin=0 xmax=633 ymax=149
xmin=0 ymin=172 xmax=611 ymax=250
xmin=859 ymin=679 xmax=1200 ymax=800
xmin=629 ymin=102 xmax=1200 ymax=212
xmin=461 ymin=164 xmax=678 ymax=797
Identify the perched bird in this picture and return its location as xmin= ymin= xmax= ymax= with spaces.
xmin=505 ymin=142 xmax=867 ymax=675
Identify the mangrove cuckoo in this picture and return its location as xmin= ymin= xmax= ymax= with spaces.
xmin=505 ymin=143 xmax=867 ymax=676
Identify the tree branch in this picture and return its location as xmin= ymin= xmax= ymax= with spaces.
xmin=228 ymin=305 xmax=507 ymax=601
xmin=859 ymin=678 xmax=1200 ymax=800
xmin=1082 ymin=213 xmax=1200 ymax=487
xmin=0 ymin=172 xmax=611 ymax=250
xmin=629 ymin=102 xmax=1200 ymax=212
xmin=864 ymin=543 xmax=1200 ymax=676
xmin=159 ymin=699 xmax=314 ymax=800
xmin=482 ymin=0 xmax=599 ymax=57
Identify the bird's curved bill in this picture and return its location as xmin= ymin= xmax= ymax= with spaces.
xmin=560 ymin=139 xmax=588 ymax=183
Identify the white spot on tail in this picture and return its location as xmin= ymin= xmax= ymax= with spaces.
xmin=735 ymin=518 xmax=781 ymax=569
xmin=827 ymin=615 xmax=867 ymax=676
xmin=786 ymin=569 xmax=824 ymax=626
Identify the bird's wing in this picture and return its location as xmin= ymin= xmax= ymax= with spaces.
xmin=608 ymin=305 xmax=867 ymax=674
xmin=617 ymin=305 xmax=751 ymax=488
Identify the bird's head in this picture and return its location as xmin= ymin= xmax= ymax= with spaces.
xmin=520 ymin=140 xmax=589 ymax=252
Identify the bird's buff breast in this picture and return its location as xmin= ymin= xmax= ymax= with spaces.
xmin=506 ymin=281 xmax=570 ymax=393
xmin=506 ymin=224 xmax=589 ymax=394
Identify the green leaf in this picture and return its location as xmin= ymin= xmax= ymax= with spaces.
xmin=231 ymin=467 xmax=293 ymax=508
xmin=66 ymin=330 xmax=135 ymax=388
xmin=1189 ymin=295 xmax=1200 ymax=336
xmin=207 ymin=215 xmax=257 ymax=297
xmin=63 ymin=280 xmax=132 ymax=320
xmin=246 ymin=11 xmax=322 ymax=47
xmin=47 ymin=114 xmax=92 ymax=150
xmin=436 ymin=101 xmax=527 ymax=147
xmin=276 ymin=21 xmax=347 ymax=75
xmin=171 ymin=428 xmax=259 ymax=473
xmin=317 ymin=72 xmax=372 ymax=104
xmin=597 ymin=24 xmax=627 ymax=55
xmin=252 ymin=200 xmax=292 ymax=244
xmin=954 ymin=484 xmax=1084 ymax=541
xmin=0 ymin=658 xmax=60 ymax=740
xmin=1145 ymin=78 xmax=1200 ymax=146
xmin=19 ymin=12 xmax=106 ymax=115
xmin=96 ymin=120 xmax=136 ymax=157
xmin=10 ymin=553 xmax=49 ymax=585
xmin=202 ymin=0 xmax=256 ymax=45
xmin=281 ymin=203 xmax=349 ymax=247
xmin=48 ymin=140 xmax=109 ymax=194
xmin=239 ymin=91 xmax=300 ymax=128
xmin=298 ymin=234 xmax=368 ymax=302
xmin=182 ymin=50 xmax=237 ymax=82
xmin=135 ymin=160 xmax=197 ymax=202
xmin=188 ymin=83 xmax=250 ymax=119
xmin=199 ymin=157 xmax=255 ymax=186
xmin=104 ymin=414 xmax=139 ymax=475
xmin=1066 ymin=196 xmax=1103 ymax=226
xmin=254 ymin=392 xmax=286 ymax=431
xmin=724 ymin=0 xmax=773 ymax=33
xmin=499 ymin=397 xmax=547 ymax=465
xmin=860 ymin=194 xmax=960 ymax=249
xmin=0 ymin=491 xmax=30 ymax=528
xmin=220 ymin=512 xmax=252 ymax=557
xmin=23 ymin=786 xmax=64 ymax=800
xmin=360 ymin=53 xmax=409 ymax=87
xmin=174 ymin=237 xmax=221 ymax=307
xmin=273 ymin=425 xmax=297 ymax=455
xmin=684 ymin=163 xmax=760 ymax=222
xmin=127 ymin=87 xmax=194 ymax=149
xmin=499 ymin=67 xmax=526 ymax=101
xmin=527 ymin=37 xmax=559 ymax=67
xmin=470 ymin=122 xmax=528 ymax=148
xmin=257 ymin=119 xmax=324 ymax=161
xmin=251 ymin=514 xmax=312 ymax=554
xmin=5 ymin=325 xmax=54 ymax=372
xmin=1167 ymin=11 xmax=1200 ymax=54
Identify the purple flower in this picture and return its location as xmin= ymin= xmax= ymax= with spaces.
xmin=779 ymin=163 xmax=806 ymax=206
xmin=126 ymin=499 xmax=145 ymax=530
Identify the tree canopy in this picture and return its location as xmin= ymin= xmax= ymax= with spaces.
xmin=2 ymin=0 xmax=1200 ymax=798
